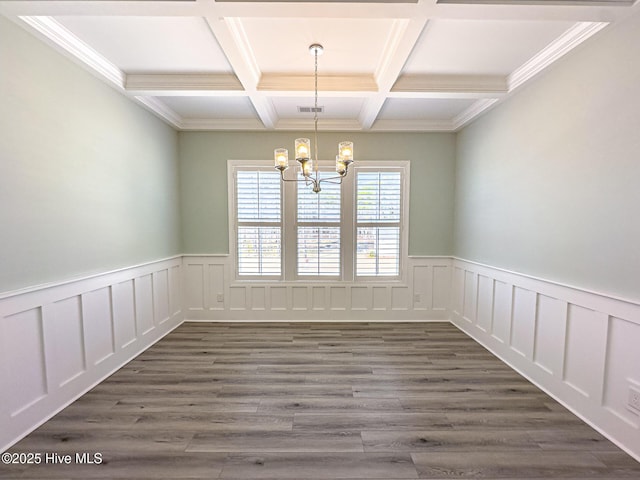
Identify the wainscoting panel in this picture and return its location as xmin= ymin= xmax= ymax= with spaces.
xmin=450 ymin=258 xmax=640 ymax=461
xmin=182 ymin=255 xmax=452 ymax=321
xmin=0 ymin=257 xmax=184 ymax=452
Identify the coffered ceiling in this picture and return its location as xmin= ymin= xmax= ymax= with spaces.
xmin=1 ymin=0 xmax=637 ymax=132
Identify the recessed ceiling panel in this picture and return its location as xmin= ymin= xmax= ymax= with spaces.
xmin=159 ymin=96 xmax=258 ymax=119
xmin=55 ymin=16 xmax=232 ymax=73
xmin=404 ymin=19 xmax=575 ymax=76
xmin=377 ymin=98 xmax=476 ymax=121
xmin=239 ymin=17 xmax=397 ymax=74
xmin=272 ymin=96 xmax=366 ymax=119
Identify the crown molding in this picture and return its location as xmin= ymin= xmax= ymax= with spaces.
xmin=274 ymin=119 xmax=364 ymax=131
xmin=452 ymin=98 xmax=500 ymax=130
xmin=370 ymin=119 xmax=456 ymax=132
xmin=508 ymin=21 xmax=608 ymax=91
xmin=19 ymin=16 xmax=124 ymax=88
xmin=134 ymin=96 xmax=183 ymax=129
xmin=125 ymin=73 xmax=245 ymax=94
xmin=180 ymin=118 xmax=267 ymax=131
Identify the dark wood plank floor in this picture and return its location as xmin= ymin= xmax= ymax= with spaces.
xmin=3 ymin=322 xmax=640 ymax=479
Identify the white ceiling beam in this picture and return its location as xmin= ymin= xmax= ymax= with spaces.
xmin=392 ymin=74 xmax=508 ymax=95
xmin=258 ymin=74 xmax=378 ymax=93
xmin=1 ymin=0 xmax=634 ymax=22
xmin=204 ymin=15 xmax=277 ymax=129
xmin=275 ymin=119 xmax=364 ymax=131
xmin=358 ymin=17 xmax=428 ymax=130
xmin=125 ymin=73 xmax=245 ymax=96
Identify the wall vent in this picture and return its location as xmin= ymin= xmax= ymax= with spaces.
xmin=298 ymin=106 xmax=324 ymax=113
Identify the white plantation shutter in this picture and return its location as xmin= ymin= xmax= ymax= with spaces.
xmin=230 ymin=161 xmax=406 ymax=281
xmin=297 ymin=173 xmax=341 ymax=276
xmin=356 ymin=171 xmax=402 ymax=276
xmin=236 ymin=170 xmax=281 ymax=276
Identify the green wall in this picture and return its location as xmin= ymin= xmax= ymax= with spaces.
xmin=178 ymin=131 xmax=456 ymax=256
xmin=454 ymin=9 xmax=640 ymax=300
xmin=0 ymin=16 xmax=181 ymax=292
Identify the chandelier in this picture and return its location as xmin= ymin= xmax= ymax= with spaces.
xmin=274 ymin=44 xmax=354 ymax=193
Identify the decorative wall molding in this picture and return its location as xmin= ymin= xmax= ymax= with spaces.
xmin=450 ymin=257 xmax=640 ymax=462
xmin=19 ymin=15 xmax=124 ymax=88
xmin=508 ymin=21 xmax=608 ymax=91
xmin=182 ymin=255 xmax=452 ymax=322
xmin=452 ymin=98 xmax=499 ymax=130
xmin=0 ymin=257 xmax=184 ymax=452
xmin=3 ymin=253 xmax=639 ymax=463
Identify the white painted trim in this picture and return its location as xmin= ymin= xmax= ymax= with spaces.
xmin=18 ymin=16 xmax=124 ymax=88
xmin=2 ymin=321 xmax=183 ymax=453
xmin=185 ymin=318 xmax=450 ymax=323
xmin=370 ymin=119 xmax=455 ymax=132
xmin=452 ymin=98 xmax=500 ymax=130
xmin=392 ymin=74 xmax=508 ymax=94
xmin=226 ymin=160 xmax=412 ymax=284
xmin=134 ymin=96 xmax=183 ymax=129
xmin=125 ymin=73 xmax=244 ymax=93
xmin=0 ymin=255 xmax=183 ymax=300
xmin=274 ymin=119 xmax=364 ymax=131
xmin=181 ymin=255 xmax=451 ymax=321
xmin=454 ymin=256 xmax=640 ymax=308
xmin=0 ymin=257 xmax=184 ymax=452
xmin=258 ymin=74 xmax=378 ymax=92
xmin=508 ymin=21 xmax=609 ymax=91
xmin=450 ymin=257 xmax=640 ymax=462
xmin=180 ymin=118 xmax=267 ymax=131
xmin=3 ymin=252 xmax=639 ymax=464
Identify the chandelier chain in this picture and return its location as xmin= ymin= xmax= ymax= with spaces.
xmin=313 ymin=46 xmax=319 ymax=175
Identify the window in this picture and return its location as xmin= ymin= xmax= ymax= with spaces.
xmin=235 ymin=170 xmax=281 ymax=277
xmin=229 ymin=161 xmax=408 ymax=281
xmin=297 ymin=173 xmax=341 ymax=277
xmin=356 ymin=170 xmax=402 ymax=276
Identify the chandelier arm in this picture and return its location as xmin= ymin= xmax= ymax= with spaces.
xmin=279 ymin=169 xmax=320 ymax=189
xmin=318 ymin=176 xmax=346 ymax=185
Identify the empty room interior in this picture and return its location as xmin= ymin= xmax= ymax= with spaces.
xmin=1 ymin=0 xmax=640 ymax=478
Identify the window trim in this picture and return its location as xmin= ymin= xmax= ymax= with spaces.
xmin=228 ymin=159 xmax=410 ymax=283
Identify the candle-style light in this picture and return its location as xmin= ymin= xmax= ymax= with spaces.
xmin=273 ymin=44 xmax=354 ymax=194
xmin=274 ymin=148 xmax=288 ymax=171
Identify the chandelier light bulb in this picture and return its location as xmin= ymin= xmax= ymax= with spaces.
xmin=339 ymin=141 xmax=353 ymax=164
xmin=274 ymin=148 xmax=289 ymax=170
xmin=295 ymin=138 xmax=311 ymax=161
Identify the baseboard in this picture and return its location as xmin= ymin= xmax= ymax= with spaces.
xmin=0 ymin=257 xmax=184 ymax=452
xmin=183 ymin=318 xmax=451 ymax=323
xmin=450 ymin=258 xmax=640 ymax=462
